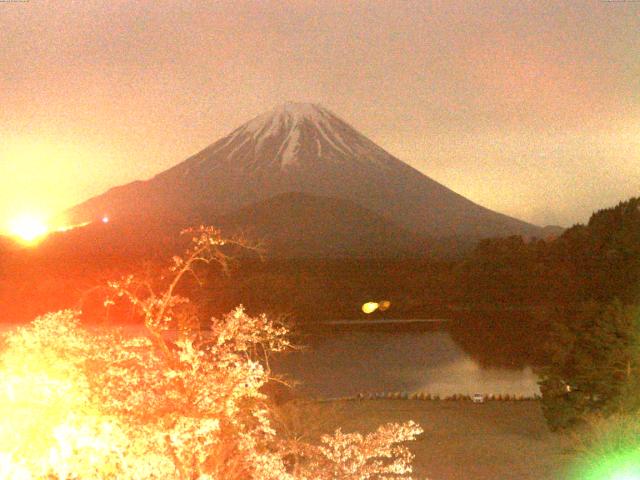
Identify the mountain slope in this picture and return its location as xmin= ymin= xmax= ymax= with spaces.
xmin=67 ymin=102 xmax=541 ymax=239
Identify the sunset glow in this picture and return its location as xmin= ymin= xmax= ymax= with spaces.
xmin=8 ymin=215 xmax=48 ymax=244
xmin=0 ymin=136 xmax=119 ymax=236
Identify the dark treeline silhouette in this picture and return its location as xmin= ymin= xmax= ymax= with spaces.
xmin=457 ymin=197 xmax=640 ymax=306
xmin=452 ymin=198 xmax=640 ymax=378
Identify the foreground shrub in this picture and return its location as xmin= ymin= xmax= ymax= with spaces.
xmin=284 ymin=422 xmax=423 ymax=479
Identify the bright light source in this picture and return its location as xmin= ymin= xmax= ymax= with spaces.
xmin=362 ymin=302 xmax=379 ymax=314
xmin=611 ymin=474 xmax=640 ymax=480
xmin=573 ymin=451 xmax=640 ymax=480
xmin=102 ymin=215 xmax=109 ymax=224
xmin=8 ymin=214 xmax=48 ymax=244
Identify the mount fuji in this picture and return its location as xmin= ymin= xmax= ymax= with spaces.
xmin=66 ymin=103 xmax=542 ymax=251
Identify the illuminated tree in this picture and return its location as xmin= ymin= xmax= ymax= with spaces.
xmin=0 ymin=227 xmax=423 ymax=479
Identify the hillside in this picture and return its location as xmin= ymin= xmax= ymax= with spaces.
xmin=215 ymin=192 xmax=424 ymax=258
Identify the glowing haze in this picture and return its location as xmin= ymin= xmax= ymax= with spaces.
xmin=1 ymin=0 xmax=639 ymax=235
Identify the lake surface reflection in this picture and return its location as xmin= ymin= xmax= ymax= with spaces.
xmin=272 ymin=329 xmax=540 ymax=398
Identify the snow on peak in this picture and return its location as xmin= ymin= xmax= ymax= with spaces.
xmin=191 ymin=102 xmax=392 ymax=173
xmin=242 ymin=103 xmax=363 ymax=165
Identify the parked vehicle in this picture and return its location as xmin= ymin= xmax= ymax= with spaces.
xmin=472 ymin=393 xmax=485 ymax=404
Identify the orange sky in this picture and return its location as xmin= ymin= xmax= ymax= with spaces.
xmin=1 ymin=0 xmax=639 ymax=233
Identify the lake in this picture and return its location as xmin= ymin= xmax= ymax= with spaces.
xmin=272 ymin=326 xmax=540 ymax=399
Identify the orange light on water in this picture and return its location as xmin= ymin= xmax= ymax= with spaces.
xmin=8 ymin=214 xmax=48 ymax=244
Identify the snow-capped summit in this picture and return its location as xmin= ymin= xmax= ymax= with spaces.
xmin=67 ymin=103 xmax=542 ymax=240
xmin=235 ymin=102 xmax=356 ymax=168
xmin=175 ymin=102 xmax=396 ymax=173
